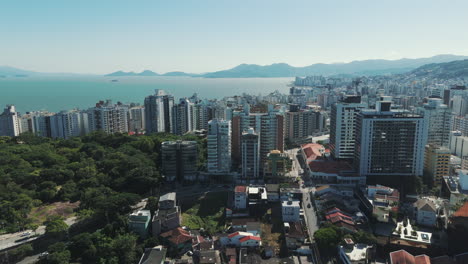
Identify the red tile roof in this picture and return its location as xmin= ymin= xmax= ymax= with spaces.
xmin=228 ymin=232 xmax=240 ymax=238
xmin=301 ymin=143 xmax=325 ymax=162
xmin=390 ymin=250 xmax=431 ymax=264
xmin=160 ymin=227 xmax=192 ymax=245
xmin=239 ymin=236 xmax=261 ymax=242
xmin=453 ymin=201 xmax=468 ymax=218
xmin=235 ymin=186 xmax=247 ymax=193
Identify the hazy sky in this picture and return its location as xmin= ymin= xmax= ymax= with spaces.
xmin=1 ymin=0 xmax=468 ymax=74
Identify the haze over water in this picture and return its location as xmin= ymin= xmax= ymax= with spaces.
xmin=0 ymin=76 xmax=293 ymax=113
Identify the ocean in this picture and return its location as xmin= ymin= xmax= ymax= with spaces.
xmin=0 ymin=76 xmax=293 ymax=113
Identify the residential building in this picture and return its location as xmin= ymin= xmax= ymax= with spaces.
xmin=441 ymin=170 xmax=468 ymax=207
xmin=144 ymin=89 xmax=174 ymax=133
xmin=31 ymin=111 xmax=55 ymax=137
xmin=207 ymin=119 xmax=231 ymax=174
xmin=241 ymin=128 xmax=260 ymax=183
xmin=88 ymin=100 xmax=129 ymax=134
xmin=50 ymin=110 xmax=86 ymax=139
xmin=338 ymin=239 xmax=372 ymax=264
xmin=234 ymin=186 xmax=247 ymax=209
xmin=192 ymin=102 xmax=210 ymax=131
xmin=414 ymin=198 xmax=438 ymax=227
xmin=281 ymin=200 xmax=300 ymax=222
xmin=138 ymin=246 xmax=167 ymax=264
xmin=172 ymin=98 xmax=193 ymax=135
xmin=128 ymin=105 xmax=145 ymax=133
xmin=0 ymin=105 xmax=20 ymax=137
xmin=389 ymin=250 xmax=430 ymax=264
xmin=220 ymin=231 xmax=261 ymax=247
xmin=424 ymin=144 xmax=451 ymax=186
xmin=160 ymin=227 xmax=193 ymax=254
xmin=285 ymin=104 xmax=324 ymax=144
xmin=417 ymin=98 xmax=452 ymax=147
xmin=355 ymin=99 xmax=427 ymax=182
xmin=152 ymin=192 xmax=181 ymax=236
xmin=330 ymin=95 xmax=367 ymax=159
xmin=129 ymin=210 xmax=151 ymax=238
xmin=161 ymin=141 xmax=198 ymax=182
xmin=449 ymin=131 xmax=468 ymax=157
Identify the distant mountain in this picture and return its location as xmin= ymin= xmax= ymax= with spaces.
xmin=162 ymin=71 xmax=197 ymax=77
xmin=201 ymin=54 xmax=468 ymax=78
xmin=105 ymin=70 xmax=159 ymax=77
xmin=408 ymin=59 xmax=468 ymax=79
xmin=0 ymin=66 xmax=38 ymax=77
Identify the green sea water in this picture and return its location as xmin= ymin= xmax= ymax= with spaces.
xmin=0 ymin=76 xmax=292 ymax=113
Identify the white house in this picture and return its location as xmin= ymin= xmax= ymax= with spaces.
xmin=414 ymin=198 xmax=437 ymax=227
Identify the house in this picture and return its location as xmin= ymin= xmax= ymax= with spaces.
xmin=234 ymin=186 xmax=247 ymax=209
xmin=199 ymin=250 xmax=221 ymax=264
xmin=138 ymin=246 xmax=167 ymax=264
xmin=284 ymin=222 xmax=306 ymax=249
xmin=246 ymin=221 xmax=261 ymax=236
xmin=282 ymin=200 xmax=301 ymax=222
xmin=389 ymin=250 xmax=431 ymax=264
xmin=230 ymin=218 xmax=256 ymax=231
xmin=265 ymin=184 xmax=280 ymax=202
xmin=129 ymin=210 xmax=151 ymax=238
xmin=280 ymin=187 xmax=303 ymax=202
xmin=160 ymin=227 xmax=193 ymax=254
xmin=338 ymin=239 xmax=373 ymax=264
xmin=159 ymin=192 xmax=177 ymax=209
xmin=451 ymin=200 xmax=468 ymax=230
xmin=414 ymin=198 xmax=438 ymax=227
xmin=219 ymin=231 xmax=261 ymax=247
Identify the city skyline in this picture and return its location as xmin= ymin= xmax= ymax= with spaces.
xmin=1 ymin=0 xmax=468 ymax=74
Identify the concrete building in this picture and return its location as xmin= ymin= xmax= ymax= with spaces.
xmin=50 ymin=110 xmax=87 ymax=139
xmin=241 ymin=128 xmax=260 ymax=183
xmin=31 ymin=111 xmax=55 ymax=137
xmin=417 ymin=98 xmax=452 ymax=147
xmin=129 ymin=210 xmax=151 ymax=238
xmin=281 ymin=200 xmax=301 ymax=222
xmin=128 ymin=106 xmax=145 ymax=133
xmin=330 ymin=95 xmax=367 ymax=159
xmin=207 ymin=119 xmax=231 ymax=174
xmin=234 ymin=186 xmax=247 ymax=209
xmin=285 ymin=104 xmax=324 ymax=144
xmin=449 ymin=131 xmax=468 ymax=157
xmin=441 ymin=170 xmax=468 ymax=207
xmin=171 ymin=98 xmax=193 ymax=135
xmin=144 ymin=89 xmax=174 ymax=133
xmin=424 ymin=144 xmax=450 ymax=186
xmin=192 ymin=102 xmax=210 ymax=131
xmin=152 ymin=192 xmax=181 ymax=236
xmin=0 ymin=105 xmax=20 ymax=137
xmin=414 ymin=198 xmax=438 ymax=227
xmin=88 ymin=100 xmax=129 ymax=134
xmin=338 ymin=239 xmax=372 ymax=264
xmin=161 ymin=141 xmax=198 ymax=182
xmin=355 ymin=99 xmax=427 ymax=182
xmin=231 ymin=105 xmax=284 ymax=170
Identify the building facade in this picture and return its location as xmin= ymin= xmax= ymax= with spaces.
xmin=241 ymin=128 xmax=260 ymax=183
xmin=417 ymin=98 xmax=452 ymax=147
xmin=161 ymin=140 xmax=198 ymax=182
xmin=0 ymin=105 xmax=20 ymax=137
xmin=207 ymin=119 xmax=232 ymax=174
xmin=144 ymin=90 xmax=174 ymax=134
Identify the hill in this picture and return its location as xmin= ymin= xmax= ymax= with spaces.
xmin=409 ymin=59 xmax=468 ymax=79
xmin=105 ymin=70 xmax=159 ymax=77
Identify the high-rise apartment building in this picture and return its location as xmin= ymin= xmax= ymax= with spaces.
xmin=241 ymin=128 xmax=260 ymax=183
xmin=128 ymin=106 xmax=146 ymax=133
xmin=330 ymin=96 xmax=367 ymax=159
xmin=88 ymin=100 xmax=129 ymax=134
xmin=50 ymin=110 xmax=87 ymax=139
xmin=171 ymin=98 xmax=193 ymax=135
xmin=424 ymin=144 xmax=450 ymax=186
xmin=192 ymin=103 xmax=209 ymax=131
xmin=31 ymin=111 xmax=55 ymax=137
xmin=207 ymin=119 xmax=231 ymax=173
xmin=355 ymin=99 xmax=427 ymax=181
xmin=417 ymin=98 xmax=452 ymax=147
xmin=161 ymin=140 xmax=198 ymax=182
xmin=285 ymin=104 xmax=324 ymax=144
xmin=144 ymin=90 xmax=174 ymax=134
xmin=0 ymin=105 xmax=20 ymax=137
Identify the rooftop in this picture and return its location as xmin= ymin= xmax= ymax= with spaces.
xmin=453 ymin=201 xmax=468 ymax=218
xmin=308 ymin=160 xmax=353 ymax=174
xmin=341 ymin=244 xmax=371 ymax=262
xmin=235 ymin=186 xmax=247 ymax=193
xmin=389 ymin=249 xmax=430 ymax=264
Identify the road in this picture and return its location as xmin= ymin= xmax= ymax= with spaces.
xmin=0 ymin=217 xmax=77 ymax=252
xmin=284 ymin=148 xmax=303 ymax=179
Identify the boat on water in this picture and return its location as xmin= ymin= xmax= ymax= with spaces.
xmin=110 ymin=79 xmax=119 ymax=82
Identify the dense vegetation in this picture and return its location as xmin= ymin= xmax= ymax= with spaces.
xmin=0 ymin=132 xmax=206 ymax=263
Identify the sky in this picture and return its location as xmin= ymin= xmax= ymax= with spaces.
xmin=1 ymin=0 xmax=468 ymax=74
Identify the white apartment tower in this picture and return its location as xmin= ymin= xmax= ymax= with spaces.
xmin=0 ymin=105 xmax=20 ymax=137
xmin=417 ymin=98 xmax=452 ymax=147
xmin=207 ymin=119 xmax=232 ymax=173
xmin=330 ymin=95 xmax=367 ymax=159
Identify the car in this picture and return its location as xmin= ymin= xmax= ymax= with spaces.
xmin=39 ymin=252 xmax=49 ymax=259
xmin=20 ymin=232 xmax=31 ymax=237
xmin=307 ymin=203 xmax=311 ymax=208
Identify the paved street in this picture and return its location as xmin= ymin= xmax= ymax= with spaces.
xmin=0 ymin=217 xmax=77 ymax=252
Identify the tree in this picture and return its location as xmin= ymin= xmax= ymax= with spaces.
xmin=314 ymin=227 xmax=340 ymax=255
xmin=146 ymin=196 xmax=159 ymax=215
xmin=45 ymin=217 xmax=68 ymax=239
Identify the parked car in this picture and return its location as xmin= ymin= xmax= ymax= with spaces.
xmin=20 ymin=232 xmax=31 ymax=237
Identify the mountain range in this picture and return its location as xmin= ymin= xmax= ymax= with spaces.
xmin=408 ymin=59 xmax=468 ymax=79
xmin=2 ymin=54 xmax=468 ymax=78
